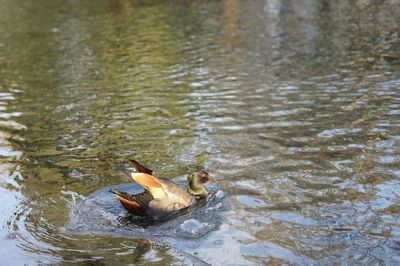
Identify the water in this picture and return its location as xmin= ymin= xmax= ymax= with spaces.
xmin=0 ymin=0 xmax=400 ymax=264
xmin=67 ymin=182 xmax=227 ymax=245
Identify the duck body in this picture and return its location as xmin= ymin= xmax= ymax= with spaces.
xmin=112 ymin=160 xmax=211 ymax=218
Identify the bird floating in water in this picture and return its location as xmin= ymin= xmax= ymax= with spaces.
xmin=111 ymin=159 xmax=212 ymax=218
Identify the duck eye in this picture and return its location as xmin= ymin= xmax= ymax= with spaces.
xmin=201 ymin=173 xmax=210 ymax=182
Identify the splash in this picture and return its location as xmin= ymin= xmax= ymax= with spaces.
xmin=66 ymin=181 xmax=228 ymax=247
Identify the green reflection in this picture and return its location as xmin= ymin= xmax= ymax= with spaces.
xmin=0 ymin=0 xmax=208 ymax=264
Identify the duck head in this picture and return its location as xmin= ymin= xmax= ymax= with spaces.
xmin=187 ymin=171 xmax=212 ymax=197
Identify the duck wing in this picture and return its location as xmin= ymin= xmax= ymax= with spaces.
xmin=130 ymin=172 xmax=168 ymax=198
xmin=129 ymin=159 xmax=153 ymax=175
xmin=129 ymin=172 xmax=193 ymax=208
xmin=111 ymin=189 xmax=153 ymax=216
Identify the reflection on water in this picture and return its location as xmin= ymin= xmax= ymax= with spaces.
xmin=0 ymin=0 xmax=400 ymax=264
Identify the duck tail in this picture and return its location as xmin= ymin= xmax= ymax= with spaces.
xmin=111 ymin=189 xmax=143 ymax=215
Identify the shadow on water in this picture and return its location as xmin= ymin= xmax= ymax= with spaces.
xmin=66 ymin=182 xmax=228 ymax=265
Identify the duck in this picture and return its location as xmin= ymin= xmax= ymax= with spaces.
xmin=111 ymin=159 xmax=212 ymax=218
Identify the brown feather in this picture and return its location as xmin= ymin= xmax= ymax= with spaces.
xmin=129 ymin=159 xmax=153 ymax=175
xmin=115 ymin=195 xmax=143 ymax=215
xmin=131 ymin=173 xmax=163 ymax=188
xmin=112 ymin=189 xmax=154 ymax=216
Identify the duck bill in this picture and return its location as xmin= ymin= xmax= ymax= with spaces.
xmin=203 ymin=174 xmax=212 ymax=183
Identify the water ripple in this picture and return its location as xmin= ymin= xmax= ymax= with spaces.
xmin=0 ymin=0 xmax=400 ymax=264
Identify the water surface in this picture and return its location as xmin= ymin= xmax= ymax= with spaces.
xmin=1 ymin=0 xmax=400 ymax=264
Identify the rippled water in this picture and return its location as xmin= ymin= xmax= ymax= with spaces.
xmin=1 ymin=0 xmax=400 ymax=264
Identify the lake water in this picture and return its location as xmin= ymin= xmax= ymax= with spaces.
xmin=1 ymin=0 xmax=400 ymax=265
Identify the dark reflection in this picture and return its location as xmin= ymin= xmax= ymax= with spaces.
xmin=0 ymin=0 xmax=399 ymax=264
